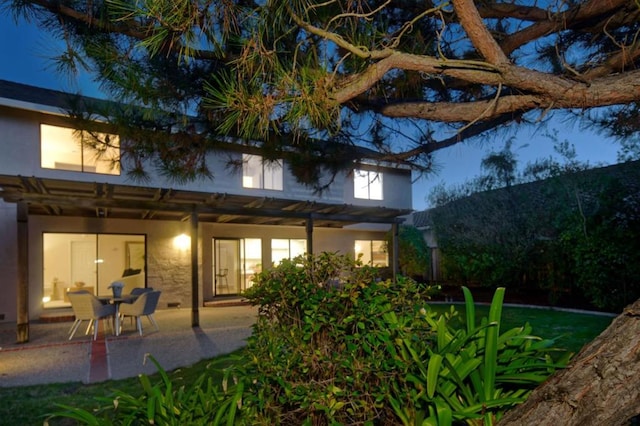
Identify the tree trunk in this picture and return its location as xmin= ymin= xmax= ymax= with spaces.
xmin=498 ymin=298 xmax=640 ymax=425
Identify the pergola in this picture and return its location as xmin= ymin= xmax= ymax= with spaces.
xmin=0 ymin=174 xmax=411 ymax=342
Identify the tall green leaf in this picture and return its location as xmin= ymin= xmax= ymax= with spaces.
xmin=462 ymin=286 xmax=476 ymax=333
xmin=484 ymin=287 xmax=505 ymax=402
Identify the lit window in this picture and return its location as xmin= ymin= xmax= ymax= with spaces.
xmin=243 ymin=154 xmax=283 ymax=190
xmin=242 ymin=238 xmax=262 ymax=290
xmin=354 ymin=169 xmax=383 ymax=200
xmin=42 ymin=233 xmax=145 ymax=309
xmin=271 ymin=239 xmax=306 ymax=265
xmin=41 ymin=124 xmax=120 ymax=175
xmin=355 ymin=240 xmax=388 ymax=267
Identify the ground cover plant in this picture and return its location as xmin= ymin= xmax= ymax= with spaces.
xmin=26 ymin=253 xmax=611 ymax=425
xmin=0 ymin=354 xmax=237 ymax=426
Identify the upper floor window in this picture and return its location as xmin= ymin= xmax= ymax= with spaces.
xmin=354 ymin=169 xmax=383 ymax=200
xmin=40 ymin=124 xmax=120 ymax=175
xmin=243 ymin=154 xmax=283 ymax=190
xmin=355 ymin=240 xmax=389 ymax=267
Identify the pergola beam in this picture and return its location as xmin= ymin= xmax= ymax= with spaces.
xmin=5 ymin=192 xmax=406 ymax=225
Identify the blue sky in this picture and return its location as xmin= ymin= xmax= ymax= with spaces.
xmin=0 ymin=12 xmax=622 ymax=211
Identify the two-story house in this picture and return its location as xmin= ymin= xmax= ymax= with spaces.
xmin=0 ymin=80 xmax=413 ymax=338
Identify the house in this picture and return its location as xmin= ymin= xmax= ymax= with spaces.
xmin=0 ymin=80 xmax=413 ymax=341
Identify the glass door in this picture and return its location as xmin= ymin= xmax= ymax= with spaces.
xmin=213 ymin=239 xmax=241 ymax=296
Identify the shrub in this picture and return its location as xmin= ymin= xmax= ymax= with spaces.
xmin=235 ymin=253 xmax=569 ymax=425
xmin=237 ymin=252 xmax=439 ymax=424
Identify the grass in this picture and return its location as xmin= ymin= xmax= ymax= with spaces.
xmin=0 ymin=306 xmax=614 ymax=425
xmin=427 ymin=302 xmax=615 ymax=354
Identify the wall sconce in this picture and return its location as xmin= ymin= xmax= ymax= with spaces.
xmin=174 ymin=233 xmax=190 ymax=251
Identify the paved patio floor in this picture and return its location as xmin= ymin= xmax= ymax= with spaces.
xmin=0 ymin=305 xmax=257 ymax=387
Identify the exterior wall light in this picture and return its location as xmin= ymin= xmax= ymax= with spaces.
xmin=174 ymin=233 xmax=190 ymax=251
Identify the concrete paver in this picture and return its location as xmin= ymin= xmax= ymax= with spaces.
xmin=0 ymin=305 xmax=257 ymax=387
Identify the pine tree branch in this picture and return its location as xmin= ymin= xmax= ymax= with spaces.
xmin=28 ymin=0 xmax=222 ymax=60
xmin=499 ymin=0 xmax=631 ymax=56
xmin=452 ymin=0 xmax=509 ymax=65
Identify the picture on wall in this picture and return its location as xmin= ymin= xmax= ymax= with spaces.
xmin=126 ymin=241 xmax=145 ymax=270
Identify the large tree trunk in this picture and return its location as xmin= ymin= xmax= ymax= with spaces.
xmin=498 ymin=298 xmax=640 ymax=425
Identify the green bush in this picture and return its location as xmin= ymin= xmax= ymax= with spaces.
xmin=384 ymin=225 xmax=432 ymax=280
xmin=235 ymin=253 xmax=569 ymax=425
xmin=237 ymin=252 xmax=439 ymax=424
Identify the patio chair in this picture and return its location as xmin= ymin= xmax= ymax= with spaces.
xmin=216 ymin=268 xmax=229 ymax=288
xmin=67 ymin=291 xmax=116 ymax=340
xmin=119 ymin=290 xmax=161 ymax=336
xmin=130 ymin=287 xmax=153 ymax=296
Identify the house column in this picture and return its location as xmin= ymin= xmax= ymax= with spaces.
xmin=391 ymin=222 xmax=399 ymax=283
xmin=306 ymin=217 xmax=314 ymax=255
xmin=190 ymin=211 xmax=199 ymax=328
xmin=17 ymin=202 xmax=29 ymax=343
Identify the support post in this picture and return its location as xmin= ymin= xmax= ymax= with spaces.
xmin=392 ymin=222 xmax=399 ymax=283
xmin=16 ymin=202 xmax=29 ymax=343
xmin=306 ymin=217 xmax=314 ymax=256
xmin=190 ymin=211 xmax=199 ymax=328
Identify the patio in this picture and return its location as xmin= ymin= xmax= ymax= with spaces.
xmin=0 ymin=305 xmax=258 ymax=387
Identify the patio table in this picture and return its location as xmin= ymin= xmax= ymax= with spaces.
xmin=99 ymin=295 xmax=138 ymax=336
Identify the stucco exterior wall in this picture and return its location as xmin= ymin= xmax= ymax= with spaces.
xmin=0 ymin=105 xmax=409 ymax=208
xmin=0 ymin=201 xmax=17 ymax=322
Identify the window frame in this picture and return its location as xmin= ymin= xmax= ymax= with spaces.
xmin=40 ymin=123 xmax=120 ymax=175
xmin=42 ymin=232 xmax=145 ymax=309
xmin=354 ymin=169 xmax=383 ymax=200
xmin=242 ymin=154 xmax=284 ymax=191
xmin=354 ymin=239 xmax=389 ymax=267
xmin=271 ymin=238 xmax=306 ymax=265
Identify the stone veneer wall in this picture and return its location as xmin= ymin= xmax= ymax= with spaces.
xmin=146 ymin=225 xmax=198 ymax=310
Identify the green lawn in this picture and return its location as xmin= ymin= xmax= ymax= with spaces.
xmin=0 ymin=307 xmax=615 ymax=425
xmin=427 ymin=302 xmax=615 ymax=354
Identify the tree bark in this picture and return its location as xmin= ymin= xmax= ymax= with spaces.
xmin=498 ymin=298 xmax=640 ymax=425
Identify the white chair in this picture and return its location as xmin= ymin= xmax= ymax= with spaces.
xmin=119 ymin=290 xmax=161 ymax=335
xmin=67 ymin=291 xmax=116 ymax=340
xmin=216 ymin=268 xmax=229 ymax=288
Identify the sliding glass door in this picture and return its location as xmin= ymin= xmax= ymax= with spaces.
xmin=213 ymin=238 xmax=262 ymax=296
xmin=42 ymin=233 xmax=145 ymax=308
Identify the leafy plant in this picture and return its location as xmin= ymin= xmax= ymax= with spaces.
xmin=389 ymin=287 xmax=571 ymax=426
xmin=46 ymin=355 xmax=241 ymax=425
